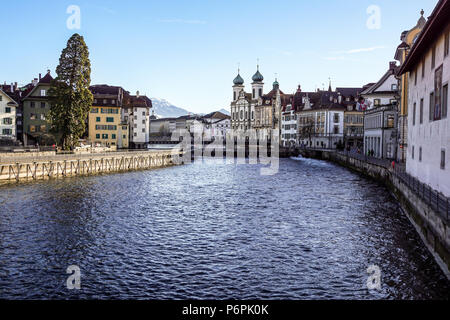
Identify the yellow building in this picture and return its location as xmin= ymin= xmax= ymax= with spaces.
xmin=88 ymin=85 xmax=129 ymax=149
xmin=89 ymin=106 xmax=121 ymax=147
xmin=394 ymin=10 xmax=426 ymax=162
xmin=344 ymin=110 xmax=364 ymax=149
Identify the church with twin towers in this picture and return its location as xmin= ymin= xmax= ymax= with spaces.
xmin=230 ymin=64 xmax=287 ymax=140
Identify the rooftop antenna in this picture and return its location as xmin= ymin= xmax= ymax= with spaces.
xmin=257 ymin=58 xmax=260 ymax=70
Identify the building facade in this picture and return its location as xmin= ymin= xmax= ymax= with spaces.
xmin=89 ymin=85 xmax=128 ymax=148
xmin=394 ymin=10 xmax=426 ymax=163
xmin=22 ymin=71 xmax=56 ymax=146
xmin=363 ymin=105 xmax=397 ymax=158
xmin=361 ymin=62 xmax=400 ymax=159
xmin=123 ymin=92 xmax=152 ymax=149
xmin=281 ymin=104 xmax=297 ymax=147
xmin=230 ymin=66 xmax=284 ymax=142
xmin=0 ymin=88 xmax=18 ymax=143
xmin=399 ymin=0 xmax=450 ymax=196
xmin=296 ymin=86 xmax=356 ymax=150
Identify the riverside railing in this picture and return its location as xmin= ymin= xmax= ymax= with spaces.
xmin=336 ymin=150 xmax=449 ymax=223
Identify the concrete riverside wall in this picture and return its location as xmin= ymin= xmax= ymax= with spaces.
xmin=0 ymin=150 xmax=179 ymax=184
xmin=305 ymin=150 xmax=450 ymax=279
xmin=0 ymin=151 xmax=56 ymax=162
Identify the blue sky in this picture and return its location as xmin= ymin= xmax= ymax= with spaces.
xmin=0 ymin=0 xmax=438 ymax=113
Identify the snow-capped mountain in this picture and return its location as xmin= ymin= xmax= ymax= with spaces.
xmin=150 ymin=98 xmax=190 ymax=118
xmin=218 ymin=108 xmax=230 ymax=116
xmin=150 ymin=98 xmax=230 ymax=119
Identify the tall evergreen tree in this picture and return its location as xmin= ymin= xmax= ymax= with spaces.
xmin=48 ymin=33 xmax=93 ymax=150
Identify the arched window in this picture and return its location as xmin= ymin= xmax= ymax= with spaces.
xmin=240 ymin=110 xmax=243 ymax=119
xmin=253 ymin=89 xmax=255 ymax=98
xmin=233 ymin=92 xmax=236 ymax=100
xmin=259 ymin=88 xmax=262 ymax=97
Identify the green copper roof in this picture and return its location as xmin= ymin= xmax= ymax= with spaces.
xmin=252 ymin=70 xmax=264 ymax=82
xmin=233 ymin=73 xmax=244 ymax=85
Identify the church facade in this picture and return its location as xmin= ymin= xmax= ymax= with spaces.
xmin=230 ymin=66 xmax=286 ymax=142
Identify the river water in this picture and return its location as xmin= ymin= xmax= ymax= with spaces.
xmin=0 ymin=157 xmax=448 ymax=299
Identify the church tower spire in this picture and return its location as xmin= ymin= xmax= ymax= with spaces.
xmin=251 ymin=59 xmax=264 ymax=100
xmin=232 ymin=65 xmax=244 ymax=101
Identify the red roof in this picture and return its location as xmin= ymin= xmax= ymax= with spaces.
xmin=39 ymin=72 xmax=53 ymax=84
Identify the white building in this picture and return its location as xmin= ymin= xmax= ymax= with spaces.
xmin=398 ymin=0 xmax=450 ymax=196
xmin=361 ymin=62 xmax=399 ymax=109
xmin=0 ymin=88 xmax=18 ymax=142
xmin=363 ymin=105 xmax=397 ymax=158
xmin=281 ymin=104 xmax=297 ymax=147
xmin=122 ymin=92 xmax=152 ymax=149
xmin=202 ymin=111 xmax=231 ymax=140
xmin=297 ymin=88 xmax=346 ymax=149
xmin=361 ymin=62 xmax=400 ymax=159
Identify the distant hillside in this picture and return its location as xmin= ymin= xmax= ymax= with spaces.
xmin=150 ymin=98 xmax=190 ymax=118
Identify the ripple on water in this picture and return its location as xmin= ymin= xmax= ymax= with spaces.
xmin=0 ymin=158 xmax=449 ymax=299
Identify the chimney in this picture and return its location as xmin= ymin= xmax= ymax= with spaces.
xmin=47 ymin=69 xmax=50 ymax=74
xmin=10 ymin=83 xmax=13 ymax=93
xmin=136 ymin=90 xmax=140 ymax=98
xmin=389 ymin=61 xmax=397 ymax=71
xmin=14 ymin=82 xmax=18 ymax=91
xmin=32 ymin=78 xmax=38 ymax=86
xmin=39 ymin=73 xmax=42 ymax=80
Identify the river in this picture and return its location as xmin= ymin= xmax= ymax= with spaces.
xmin=0 ymin=157 xmax=448 ymax=299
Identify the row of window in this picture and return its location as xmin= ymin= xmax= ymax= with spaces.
xmin=373 ymin=98 xmax=397 ymax=106
xmin=282 ymin=124 xmax=297 ymax=130
xmin=2 ymin=118 xmax=13 ymax=125
xmin=412 ymin=30 xmax=449 ymax=85
xmin=29 ymin=113 xmax=46 ymax=120
xmin=232 ymin=111 xmax=255 ymax=120
xmin=344 ymin=115 xmax=364 ymax=124
xmin=29 ymin=125 xmax=46 ymax=133
xmin=95 ymin=125 xmax=117 ymax=130
xmin=282 ymin=134 xmax=297 ymax=140
xmin=95 ymin=133 xmax=116 ymax=139
xmin=93 ymin=99 xmax=116 ymax=105
xmin=411 ymin=146 xmax=446 ymax=170
xmin=412 ymin=84 xmax=448 ymax=125
xmin=124 ymin=109 xmax=149 ymax=116
xmin=96 ymin=117 xmax=115 ymax=123
xmin=1 ymin=107 xmax=12 ymax=113
xmin=90 ymin=108 xmax=119 ymax=114
xmin=2 ymin=129 xmax=12 ymax=135
xmin=30 ymin=102 xmax=47 ymax=108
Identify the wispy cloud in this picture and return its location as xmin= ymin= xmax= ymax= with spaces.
xmin=323 ymin=56 xmax=346 ymax=61
xmin=333 ymin=46 xmax=385 ymax=54
xmin=158 ymin=19 xmax=207 ymax=25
